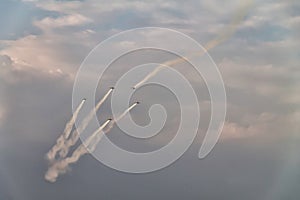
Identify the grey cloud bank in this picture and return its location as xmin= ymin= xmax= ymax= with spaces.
xmin=0 ymin=0 xmax=299 ymax=199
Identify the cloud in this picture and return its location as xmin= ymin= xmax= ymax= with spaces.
xmin=0 ymin=0 xmax=298 ymax=143
xmin=0 ymin=50 xmax=69 ymax=83
xmin=3 ymin=0 xmax=296 ymax=80
xmin=221 ymin=111 xmax=300 ymax=139
xmin=0 ymin=106 xmax=4 ymax=127
xmin=219 ymin=58 xmax=300 ymax=107
xmin=0 ymin=0 xmax=299 ymax=199
xmin=33 ymin=0 xmax=83 ymax=14
xmin=34 ymin=14 xmax=92 ymax=31
xmin=0 ymin=31 xmax=93 ymax=77
xmin=0 ymin=55 xmax=74 ymax=145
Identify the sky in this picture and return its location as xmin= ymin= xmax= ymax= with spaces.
xmin=0 ymin=0 xmax=299 ymax=199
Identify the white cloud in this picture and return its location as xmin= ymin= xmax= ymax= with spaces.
xmin=219 ymin=58 xmax=299 ymax=103
xmin=34 ymin=14 xmax=92 ymax=31
xmin=0 ymin=0 xmax=298 ymax=145
xmin=221 ymin=111 xmax=300 ymax=139
xmin=0 ymin=53 xmax=69 ymax=85
xmin=34 ymin=0 xmax=83 ymax=14
xmin=6 ymin=0 xmax=296 ymax=81
xmin=0 ymin=28 xmax=96 ymax=77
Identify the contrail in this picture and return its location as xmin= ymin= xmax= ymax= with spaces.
xmin=45 ymin=103 xmax=138 ymax=183
xmin=58 ymin=88 xmax=113 ymax=158
xmin=46 ymin=99 xmax=86 ymax=162
xmin=133 ymin=0 xmax=253 ymax=89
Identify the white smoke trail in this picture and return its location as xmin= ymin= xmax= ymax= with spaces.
xmin=116 ymin=102 xmax=138 ymax=122
xmin=46 ymin=99 xmax=86 ymax=162
xmin=133 ymin=57 xmax=188 ymax=89
xmin=88 ymin=102 xmax=138 ymax=151
xmin=58 ymin=88 xmax=113 ymax=158
xmin=133 ymin=0 xmax=252 ymax=89
xmin=45 ymin=103 xmax=138 ymax=183
xmin=45 ymin=119 xmax=111 ymax=183
xmin=84 ymin=119 xmax=111 ymax=148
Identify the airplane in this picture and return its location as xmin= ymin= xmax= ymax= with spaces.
xmin=108 ymin=118 xmax=112 ymax=121
xmin=135 ymin=101 xmax=140 ymax=104
xmin=110 ymin=86 xmax=115 ymax=89
xmin=83 ymin=98 xmax=87 ymax=101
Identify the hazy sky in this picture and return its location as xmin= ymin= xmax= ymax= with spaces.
xmin=0 ymin=0 xmax=299 ymax=199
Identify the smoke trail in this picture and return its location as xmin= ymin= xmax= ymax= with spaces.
xmin=115 ymin=102 xmax=138 ymax=122
xmin=88 ymin=102 xmax=138 ymax=152
xmin=133 ymin=0 xmax=253 ymax=89
xmin=204 ymin=0 xmax=253 ymax=51
xmin=84 ymin=119 xmax=111 ymax=147
xmin=133 ymin=57 xmax=188 ymax=89
xmin=45 ymin=103 xmax=138 ymax=182
xmin=45 ymin=119 xmax=111 ymax=183
xmin=58 ymin=88 xmax=113 ymax=158
xmin=46 ymin=99 xmax=86 ymax=162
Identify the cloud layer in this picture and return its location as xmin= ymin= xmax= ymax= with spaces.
xmin=0 ymin=0 xmax=299 ymax=199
